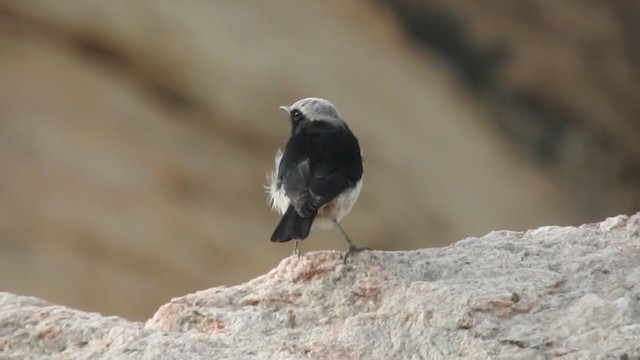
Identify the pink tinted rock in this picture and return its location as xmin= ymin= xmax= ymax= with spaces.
xmin=2 ymin=214 xmax=640 ymax=359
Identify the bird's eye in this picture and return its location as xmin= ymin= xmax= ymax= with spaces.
xmin=291 ymin=109 xmax=304 ymax=123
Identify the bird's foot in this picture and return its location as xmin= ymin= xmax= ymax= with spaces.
xmin=292 ymin=240 xmax=301 ymax=259
xmin=342 ymin=246 xmax=371 ymax=264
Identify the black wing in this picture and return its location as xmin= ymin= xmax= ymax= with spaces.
xmin=278 ymin=122 xmax=362 ymax=218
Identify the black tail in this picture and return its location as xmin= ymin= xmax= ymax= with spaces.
xmin=271 ymin=206 xmax=315 ymax=242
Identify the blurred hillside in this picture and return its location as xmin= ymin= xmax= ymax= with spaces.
xmin=0 ymin=1 xmax=638 ymax=320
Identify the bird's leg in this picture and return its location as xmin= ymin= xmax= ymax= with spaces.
xmin=332 ymin=218 xmax=370 ymax=263
xmin=292 ymin=240 xmax=300 ymax=258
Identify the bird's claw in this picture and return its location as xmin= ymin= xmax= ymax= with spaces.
xmin=342 ymin=246 xmax=371 ymax=264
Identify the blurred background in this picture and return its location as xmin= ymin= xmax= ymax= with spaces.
xmin=1 ymin=0 xmax=639 ymax=320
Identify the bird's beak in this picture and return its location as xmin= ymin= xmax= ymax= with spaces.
xmin=278 ymin=106 xmax=290 ymax=113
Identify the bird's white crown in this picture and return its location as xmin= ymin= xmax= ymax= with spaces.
xmin=282 ymin=97 xmax=344 ymax=124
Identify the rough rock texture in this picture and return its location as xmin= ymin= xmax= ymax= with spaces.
xmin=2 ymin=214 xmax=640 ymax=359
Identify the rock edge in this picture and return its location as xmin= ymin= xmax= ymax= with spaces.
xmin=2 ymin=214 xmax=640 ymax=359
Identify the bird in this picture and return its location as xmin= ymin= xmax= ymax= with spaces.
xmin=267 ymin=97 xmax=369 ymax=261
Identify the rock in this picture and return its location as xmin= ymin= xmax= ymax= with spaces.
xmin=2 ymin=214 xmax=640 ymax=359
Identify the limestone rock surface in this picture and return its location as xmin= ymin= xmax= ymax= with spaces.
xmin=2 ymin=214 xmax=640 ymax=359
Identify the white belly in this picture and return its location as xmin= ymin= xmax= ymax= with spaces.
xmin=314 ymin=179 xmax=362 ymax=228
xmin=266 ymin=150 xmax=362 ymax=227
